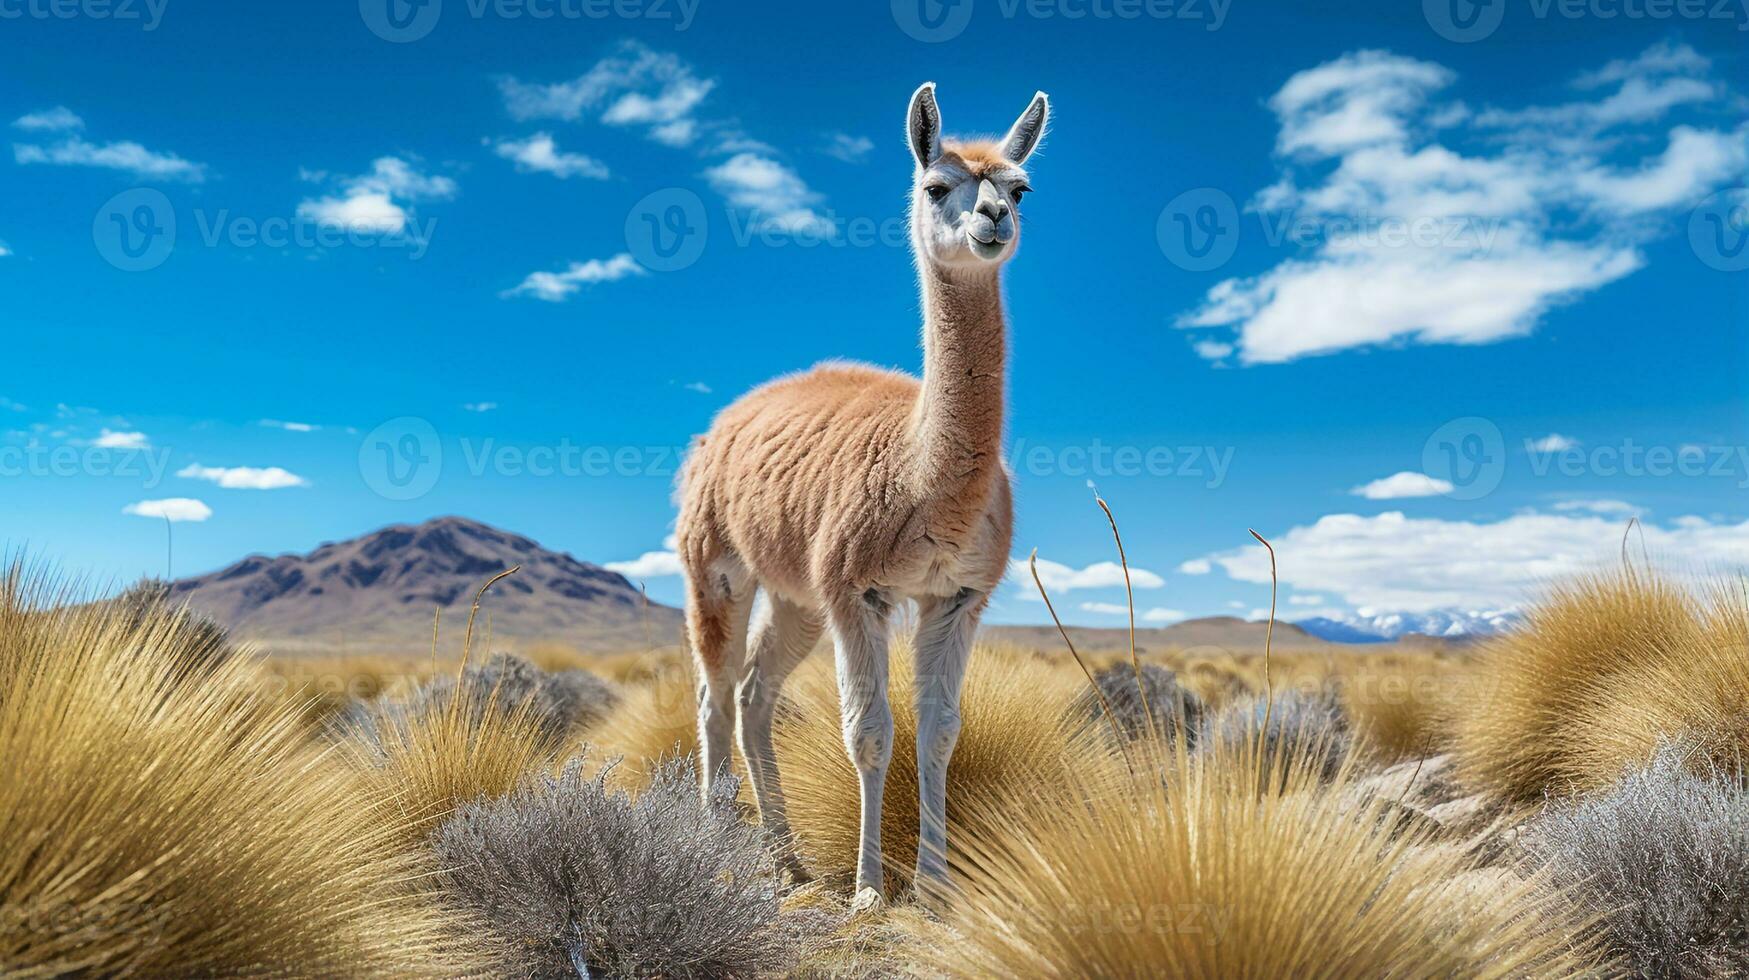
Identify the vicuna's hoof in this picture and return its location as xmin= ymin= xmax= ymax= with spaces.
xmin=850 ymin=887 xmax=886 ymax=917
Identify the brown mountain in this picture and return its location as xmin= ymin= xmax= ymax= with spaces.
xmin=168 ymin=516 xmax=683 ymax=655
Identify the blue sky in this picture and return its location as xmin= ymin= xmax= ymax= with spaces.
xmin=1 ymin=0 xmax=1744 ymax=629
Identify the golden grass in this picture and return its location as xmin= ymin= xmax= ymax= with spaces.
xmin=0 ymin=566 xmax=476 ymax=977
xmin=257 ymin=652 xmax=432 ymax=732
xmin=906 ymin=736 xmax=1603 ymax=978
xmin=587 ymin=657 xmax=702 ymax=792
xmin=1338 ymin=651 xmax=1471 ymax=762
xmin=343 ymin=689 xmax=569 ymax=843
xmin=1453 ymin=571 xmax=1749 ymax=802
xmin=774 ymin=642 xmax=1095 ymax=894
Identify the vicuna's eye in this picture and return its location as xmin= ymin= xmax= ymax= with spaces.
xmin=1012 ymin=185 xmax=1031 ymax=205
xmin=925 ymin=184 xmax=950 ymax=202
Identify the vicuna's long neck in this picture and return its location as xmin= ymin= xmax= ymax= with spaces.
xmin=909 ymin=263 xmax=1007 ymax=498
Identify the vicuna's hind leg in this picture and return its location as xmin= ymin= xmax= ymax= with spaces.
xmin=736 ymin=594 xmax=824 ymax=882
xmin=829 ymin=592 xmax=894 ymax=911
xmin=912 ymin=588 xmax=982 ymax=901
xmin=685 ymin=565 xmax=754 ymax=794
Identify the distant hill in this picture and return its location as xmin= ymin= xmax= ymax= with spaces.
xmin=981 ymin=616 xmax=1338 ymax=655
xmin=165 ymin=516 xmax=1449 ymax=657
xmin=167 ymin=516 xmax=683 ymax=655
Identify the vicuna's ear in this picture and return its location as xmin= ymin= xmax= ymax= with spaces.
xmin=908 ymin=81 xmax=942 ymax=169
xmin=1002 ymin=91 xmax=1049 ymax=164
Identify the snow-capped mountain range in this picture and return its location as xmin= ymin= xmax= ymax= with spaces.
xmin=1292 ymin=609 xmax=1521 ymax=643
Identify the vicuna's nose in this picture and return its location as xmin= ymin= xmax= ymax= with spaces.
xmin=975 ymin=180 xmax=1007 ymax=223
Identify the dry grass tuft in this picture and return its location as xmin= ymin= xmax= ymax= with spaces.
xmin=1338 ymin=652 xmax=1469 ymax=762
xmin=775 ymin=643 xmax=1094 ymax=894
xmin=341 ymin=677 xmax=567 ymax=842
xmin=0 ymin=565 xmax=473 ymax=977
xmin=906 ymin=736 xmax=1603 ymax=978
xmin=1453 ymin=571 xmax=1749 ymax=802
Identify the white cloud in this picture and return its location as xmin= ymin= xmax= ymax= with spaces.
xmin=1527 ymin=433 xmax=1579 ymax=452
xmin=499 ymin=42 xmax=832 ymax=233
xmin=0 ymin=242 xmax=11 ymax=258
xmin=462 ymin=402 xmax=498 ymax=413
xmin=123 ymin=498 xmax=211 ymax=522
xmin=296 ymin=156 xmax=455 ymax=234
xmin=1192 ymin=340 xmax=1234 ymax=361
xmin=605 ymin=549 xmax=683 ymax=579
xmin=822 ymin=132 xmax=875 ymax=163
xmin=297 ymin=192 xmax=405 ymax=233
xmin=704 ymin=152 xmax=831 ymax=235
xmin=93 ymin=429 xmax=149 ymax=449
xmin=499 ymin=40 xmax=715 ymax=146
xmin=1193 ymin=509 xmax=1749 ymax=614
xmin=12 ymin=107 xmax=83 ymax=132
xmin=260 ymin=419 xmax=317 ymax=432
xmin=683 ymin=382 xmax=712 ymax=394
xmin=1288 ymin=594 xmax=1326 ymax=606
xmin=1013 ymin=557 xmax=1166 ymax=593
xmin=504 ymin=253 xmax=645 ymax=302
xmin=1143 ymin=608 xmax=1188 ymax=623
xmin=1477 ymin=41 xmax=1718 ymax=133
xmin=491 ymin=132 xmax=609 ymax=179
xmin=177 ymin=464 xmax=308 ymax=490
xmin=1553 ymin=499 xmax=1644 ymax=517
xmin=1178 ymin=558 xmax=1212 ymax=575
xmin=1179 ymin=44 xmax=1744 ymax=364
xmin=1350 ymin=471 xmax=1454 ymax=500
xmin=1078 ymin=601 xmax=1130 ymax=615
xmin=14 ymin=135 xmax=205 ymax=182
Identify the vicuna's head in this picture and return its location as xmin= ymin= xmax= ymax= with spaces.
xmin=907 ymin=82 xmax=1049 ymax=272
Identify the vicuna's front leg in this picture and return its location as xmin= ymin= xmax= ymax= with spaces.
xmin=913 ymin=588 xmax=980 ymax=900
xmin=829 ymin=591 xmax=893 ymax=911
